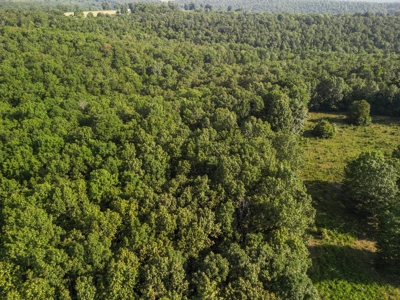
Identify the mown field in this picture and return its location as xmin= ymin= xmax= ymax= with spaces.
xmin=302 ymin=112 xmax=400 ymax=299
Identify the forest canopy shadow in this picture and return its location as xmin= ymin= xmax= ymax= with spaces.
xmin=305 ymin=180 xmax=350 ymax=233
xmin=370 ymin=115 xmax=400 ymax=126
xmin=305 ymin=180 xmax=377 ymax=241
xmin=302 ymin=129 xmax=315 ymax=138
xmin=308 ymin=244 xmax=399 ymax=288
xmin=307 ymin=112 xmax=348 ymax=124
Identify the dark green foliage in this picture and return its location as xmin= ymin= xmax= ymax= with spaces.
xmin=375 ymin=146 xmax=400 ymax=275
xmin=0 ymin=7 xmax=319 ymax=299
xmin=1 ymin=4 xmax=400 ymax=297
xmin=21 ymin=3 xmax=400 ymax=115
xmin=101 ymin=3 xmax=111 ymax=10
xmin=310 ymin=76 xmax=350 ymax=111
xmin=344 ymin=151 xmax=400 ymax=276
xmin=266 ymin=90 xmax=294 ymax=133
xmin=312 ymin=119 xmax=336 ymax=139
xmin=178 ymin=0 xmax=400 ymax=14
xmin=347 ymin=100 xmax=372 ymax=126
xmin=344 ymin=151 xmax=398 ymax=214
xmin=392 ymin=145 xmax=400 ymax=160
xmin=376 ymin=205 xmax=400 ymax=276
xmin=5 ymin=0 xmax=400 ymax=15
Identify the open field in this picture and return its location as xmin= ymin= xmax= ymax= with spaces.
xmin=302 ymin=112 xmax=400 ymax=182
xmin=64 ymin=10 xmax=118 ymax=17
xmin=302 ymin=112 xmax=400 ymax=299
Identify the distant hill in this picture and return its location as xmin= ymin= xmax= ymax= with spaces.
xmin=1 ymin=0 xmax=400 ymax=14
xmin=174 ymin=0 xmax=400 ymax=14
xmin=339 ymin=0 xmax=400 ymax=2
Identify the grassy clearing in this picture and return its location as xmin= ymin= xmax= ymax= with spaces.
xmin=301 ymin=112 xmax=400 ymax=182
xmin=302 ymin=112 xmax=400 ymax=299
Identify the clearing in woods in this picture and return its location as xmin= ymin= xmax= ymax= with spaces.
xmin=302 ymin=112 xmax=400 ymax=299
xmin=64 ymin=10 xmax=118 ymax=17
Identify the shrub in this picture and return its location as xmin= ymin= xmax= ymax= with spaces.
xmin=347 ymin=100 xmax=372 ymax=126
xmin=312 ymin=119 xmax=336 ymax=138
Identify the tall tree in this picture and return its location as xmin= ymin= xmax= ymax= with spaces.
xmin=344 ymin=151 xmax=398 ymax=215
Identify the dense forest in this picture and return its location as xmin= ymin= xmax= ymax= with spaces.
xmin=0 ymin=4 xmax=400 ymax=299
xmin=178 ymin=0 xmax=400 ymax=14
xmin=2 ymin=0 xmax=400 ymax=14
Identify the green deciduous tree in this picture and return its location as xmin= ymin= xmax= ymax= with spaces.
xmin=344 ymin=150 xmax=400 ymax=276
xmin=265 ymin=90 xmax=294 ymax=133
xmin=344 ymin=151 xmax=398 ymax=214
xmin=347 ymin=100 xmax=372 ymax=126
xmin=101 ymin=3 xmax=111 ymax=10
xmin=311 ymin=76 xmax=350 ymax=111
xmin=376 ymin=205 xmax=400 ymax=275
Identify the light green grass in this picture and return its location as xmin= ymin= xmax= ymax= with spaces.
xmin=302 ymin=112 xmax=400 ymax=182
xmin=302 ymin=112 xmax=400 ymax=299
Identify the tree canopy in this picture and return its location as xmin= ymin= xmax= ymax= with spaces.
xmin=0 ymin=4 xmax=400 ymax=298
xmin=0 ymin=6 xmax=323 ymax=299
xmin=344 ymin=151 xmax=400 ymax=275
